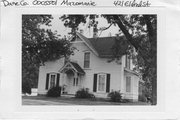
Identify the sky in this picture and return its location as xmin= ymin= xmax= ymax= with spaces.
xmin=48 ymin=15 xmax=120 ymax=38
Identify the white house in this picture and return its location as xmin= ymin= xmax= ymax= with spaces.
xmin=37 ymin=32 xmax=141 ymax=102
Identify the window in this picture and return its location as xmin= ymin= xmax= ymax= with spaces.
xmin=125 ymin=55 xmax=130 ymax=69
xmin=84 ymin=52 xmax=90 ymax=68
xmin=97 ymin=74 xmax=106 ymax=92
xmin=93 ymin=73 xmax=110 ymax=93
xmin=73 ymin=77 xmax=79 ymax=86
xmin=126 ymin=76 xmax=131 ymax=92
xmin=50 ymin=74 xmax=56 ymax=88
xmin=46 ymin=73 xmax=60 ymax=90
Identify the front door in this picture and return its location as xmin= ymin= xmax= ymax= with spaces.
xmin=71 ymin=77 xmax=80 ymax=94
xmin=66 ymin=74 xmax=80 ymax=94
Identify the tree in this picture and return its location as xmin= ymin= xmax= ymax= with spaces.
xmin=22 ymin=15 xmax=73 ymax=94
xmin=60 ymin=14 xmax=157 ymax=105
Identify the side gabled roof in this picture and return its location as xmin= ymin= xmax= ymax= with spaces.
xmin=76 ymin=32 xmax=127 ymax=58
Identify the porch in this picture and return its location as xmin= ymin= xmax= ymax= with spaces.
xmin=59 ymin=61 xmax=85 ymax=95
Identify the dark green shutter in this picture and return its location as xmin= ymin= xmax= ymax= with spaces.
xmin=45 ymin=73 xmax=49 ymax=90
xmin=106 ymin=74 xmax=110 ymax=93
xmin=56 ymin=73 xmax=60 ymax=87
xmin=93 ymin=74 xmax=97 ymax=92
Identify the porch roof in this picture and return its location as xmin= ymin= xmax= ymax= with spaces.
xmin=59 ymin=61 xmax=85 ymax=75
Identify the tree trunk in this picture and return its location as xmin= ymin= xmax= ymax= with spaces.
xmin=151 ymin=74 xmax=157 ymax=105
xmin=113 ymin=15 xmax=157 ymax=105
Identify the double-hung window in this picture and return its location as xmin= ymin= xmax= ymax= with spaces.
xmin=93 ymin=73 xmax=110 ymax=93
xmin=45 ymin=73 xmax=60 ymax=90
xmin=84 ymin=52 xmax=90 ymax=68
xmin=97 ymin=74 xmax=106 ymax=92
xmin=49 ymin=74 xmax=56 ymax=88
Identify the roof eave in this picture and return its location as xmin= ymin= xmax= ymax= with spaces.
xmin=124 ymin=67 xmax=140 ymax=77
xmin=76 ymin=32 xmax=99 ymax=57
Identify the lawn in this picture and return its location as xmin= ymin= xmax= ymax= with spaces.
xmin=22 ymin=96 xmax=150 ymax=105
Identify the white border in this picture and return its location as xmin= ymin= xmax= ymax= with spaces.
xmin=0 ymin=6 xmax=173 ymax=119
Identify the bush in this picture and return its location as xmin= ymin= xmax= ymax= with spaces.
xmin=75 ymin=88 xmax=95 ymax=99
xmin=108 ymin=91 xmax=122 ymax=102
xmin=138 ymin=95 xmax=147 ymax=102
xmin=22 ymin=80 xmax=32 ymax=94
xmin=46 ymin=86 xmax=61 ymax=97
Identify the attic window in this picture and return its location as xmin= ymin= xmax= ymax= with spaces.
xmin=84 ymin=52 xmax=90 ymax=68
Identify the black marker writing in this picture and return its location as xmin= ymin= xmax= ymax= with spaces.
xmin=60 ymin=0 xmax=96 ymax=6
xmin=114 ymin=0 xmax=151 ymax=7
xmin=32 ymin=0 xmax=57 ymax=5
xmin=1 ymin=0 xmax=29 ymax=7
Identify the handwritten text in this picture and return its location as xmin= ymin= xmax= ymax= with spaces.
xmin=1 ymin=0 xmax=28 ymax=7
xmin=60 ymin=0 xmax=96 ymax=6
xmin=114 ymin=0 xmax=151 ymax=7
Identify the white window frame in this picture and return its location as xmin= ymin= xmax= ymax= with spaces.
xmin=126 ymin=76 xmax=131 ymax=93
xmin=97 ymin=73 xmax=107 ymax=93
xmin=84 ymin=52 xmax=90 ymax=68
xmin=49 ymin=73 xmax=57 ymax=89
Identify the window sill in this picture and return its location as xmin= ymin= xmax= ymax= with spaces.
xmin=83 ymin=68 xmax=91 ymax=70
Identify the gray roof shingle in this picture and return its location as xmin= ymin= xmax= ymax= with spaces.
xmin=70 ymin=62 xmax=85 ymax=74
xmin=76 ymin=32 xmax=128 ymax=57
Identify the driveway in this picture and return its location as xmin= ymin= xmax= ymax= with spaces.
xmin=22 ymin=96 xmax=150 ymax=105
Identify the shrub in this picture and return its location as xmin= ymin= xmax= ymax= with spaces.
xmin=46 ymin=86 xmax=61 ymax=97
xmin=108 ymin=91 xmax=122 ymax=102
xmin=22 ymin=80 xmax=32 ymax=95
xmin=75 ymin=88 xmax=95 ymax=99
xmin=138 ymin=95 xmax=147 ymax=102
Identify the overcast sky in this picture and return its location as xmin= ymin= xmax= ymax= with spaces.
xmin=48 ymin=15 xmax=120 ymax=38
